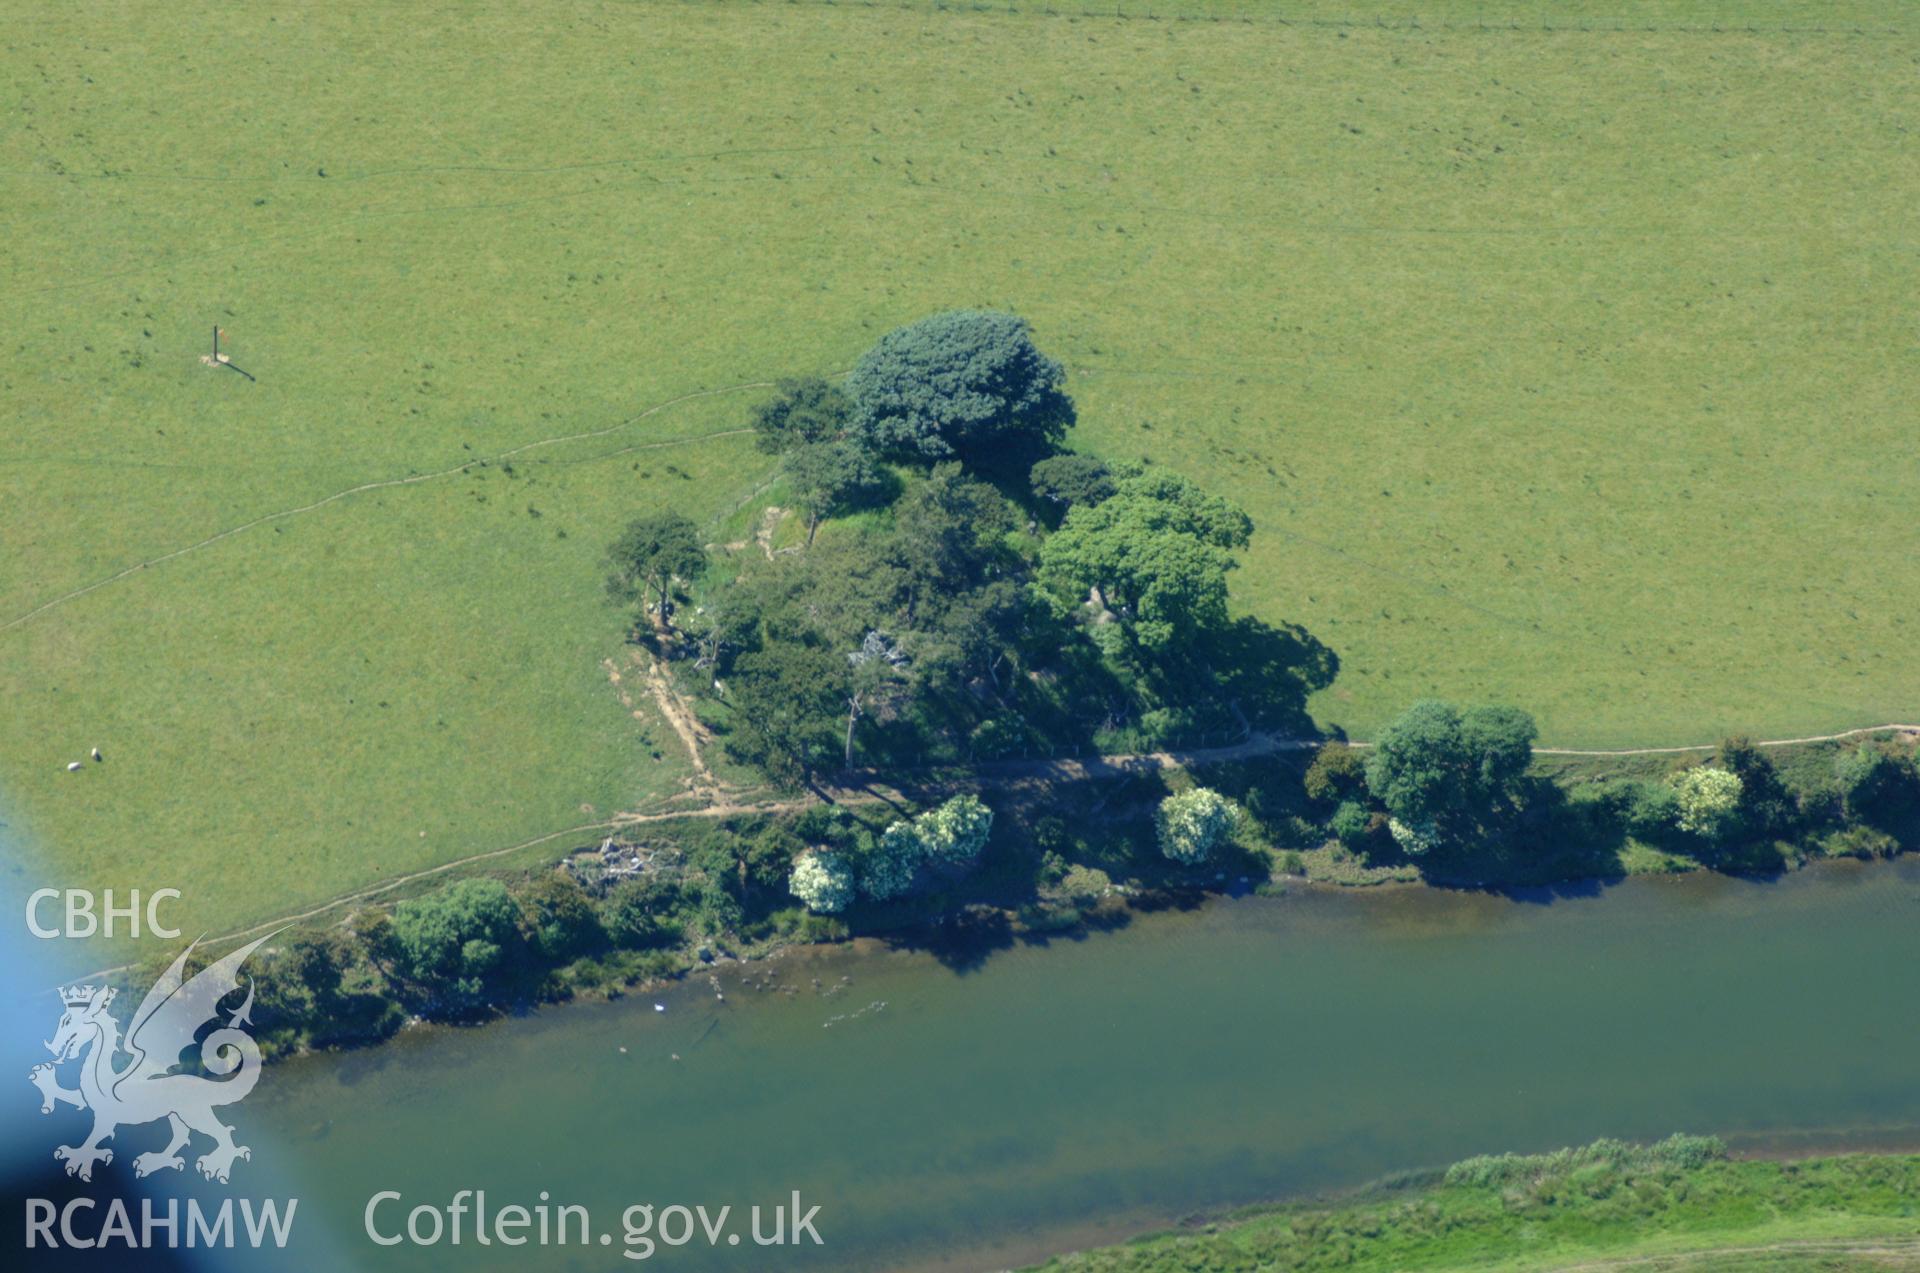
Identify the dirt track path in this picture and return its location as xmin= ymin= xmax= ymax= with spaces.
xmin=903 ymin=721 xmax=1920 ymax=787
xmin=1532 ymin=724 xmax=1920 ymax=758
xmin=155 ymin=721 xmax=1919 ymax=963
xmin=639 ymin=650 xmax=726 ymax=794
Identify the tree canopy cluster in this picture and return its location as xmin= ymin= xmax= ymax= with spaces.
xmin=612 ymin=310 xmax=1333 ymax=794
xmin=1301 ymin=703 xmax=1918 ymax=881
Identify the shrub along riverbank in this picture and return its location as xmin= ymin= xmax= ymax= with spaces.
xmin=1023 ymin=1137 xmax=1920 ymax=1273
xmin=134 ymin=719 xmax=1918 ymax=1063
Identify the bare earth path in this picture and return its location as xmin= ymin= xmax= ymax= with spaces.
xmin=604 ymin=647 xmax=722 ymax=795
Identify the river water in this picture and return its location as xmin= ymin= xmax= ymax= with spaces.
xmin=8 ymin=860 xmax=1918 ymax=1271
xmin=215 ymin=859 xmax=1920 ymax=1271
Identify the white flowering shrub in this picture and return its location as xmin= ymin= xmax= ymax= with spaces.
xmin=856 ymin=795 xmax=994 ymax=901
xmin=917 ymin=794 xmax=993 ymax=868
xmin=789 ymin=849 xmax=855 ymax=914
xmin=1156 ymin=787 xmax=1239 ymax=864
xmin=1387 ymin=817 xmax=1441 ymax=856
xmin=1674 ymin=766 xmax=1744 ymax=837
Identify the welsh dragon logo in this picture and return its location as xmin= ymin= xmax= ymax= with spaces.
xmin=28 ymin=934 xmax=272 ymax=1184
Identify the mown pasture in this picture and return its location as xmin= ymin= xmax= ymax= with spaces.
xmin=3 ymin=0 xmax=1914 ymax=935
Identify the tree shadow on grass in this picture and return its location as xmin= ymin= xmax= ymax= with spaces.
xmin=1131 ymin=616 xmax=1341 ymax=744
xmin=1206 ymin=617 xmax=1340 ymax=734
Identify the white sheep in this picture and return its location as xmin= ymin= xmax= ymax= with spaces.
xmin=65 ymin=761 xmax=83 ymax=772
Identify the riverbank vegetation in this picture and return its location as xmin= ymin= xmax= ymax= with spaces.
xmin=1026 ymin=1138 xmax=1920 ymax=1273
xmin=213 ymin=697 xmax=1918 ymax=1059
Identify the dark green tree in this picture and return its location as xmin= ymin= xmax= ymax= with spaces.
xmin=693 ymin=823 xmax=798 ymax=904
xmin=1836 ymin=745 xmax=1920 ymax=830
xmin=1363 ymin=700 xmax=1538 ymax=850
xmin=751 ymin=377 xmax=853 ymax=455
xmin=884 ymin=463 xmax=1015 ymax=620
xmin=516 ymin=873 xmax=603 ymax=961
xmin=723 ymin=639 xmax=847 ymax=787
xmin=687 ymin=878 xmax=744 ymax=938
xmin=606 ymin=512 xmax=708 ymax=629
xmin=601 ymin=877 xmax=686 ymax=950
xmin=1713 ymin=736 xmax=1797 ymax=842
xmin=1461 ymin=705 xmax=1540 ymax=796
xmin=1304 ymin=741 xmax=1368 ymax=806
xmin=255 ymin=931 xmax=350 ymax=1032
xmin=842 ymin=629 xmax=912 ymax=768
xmin=848 ymin=310 xmax=1073 ymax=461
xmin=1330 ymin=800 xmax=1375 ymax=850
xmin=783 ymin=440 xmax=883 ymax=545
xmin=680 ymin=583 xmax=760 ymax=673
xmin=1029 ymin=453 xmax=1117 ymax=511
xmin=279 ymin=931 xmax=348 ymax=1007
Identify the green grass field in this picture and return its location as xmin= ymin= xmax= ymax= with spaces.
xmin=4 ymin=1 xmax=1915 ymax=936
xmin=1025 ymin=1143 xmax=1920 ymax=1273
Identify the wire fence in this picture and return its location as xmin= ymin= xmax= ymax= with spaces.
xmin=659 ymin=0 xmax=1900 ymax=37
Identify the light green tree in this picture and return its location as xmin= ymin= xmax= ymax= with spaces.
xmin=752 ymin=377 xmax=853 ymax=455
xmin=863 ymin=794 xmax=994 ymax=900
xmin=860 ymin=823 xmax=925 ymax=900
xmin=605 ymin=512 xmax=708 ymax=628
xmin=1387 ymin=817 xmax=1442 ymax=856
xmin=783 ymin=440 xmax=883 ymax=546
xmin=1037 ymin=470 xmax=1252 ymax=654
xmin=391 ymin=878 xmax=522 ymax=1005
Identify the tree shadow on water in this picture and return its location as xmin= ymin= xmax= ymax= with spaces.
xmin=1423 ymin=779 xmax=1634 ymax=903
xmin=882 ymin=906 xmax=1017 ymax=974
xmin=880 ymin=895 xmax=1143 ymax=973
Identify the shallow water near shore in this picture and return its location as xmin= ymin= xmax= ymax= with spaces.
xmin=95 ymin=859 xmax=1920 ymax=1269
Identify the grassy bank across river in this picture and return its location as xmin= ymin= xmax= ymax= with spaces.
xmin=1025 ymin=1138 xmax=1920 ymax=1273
